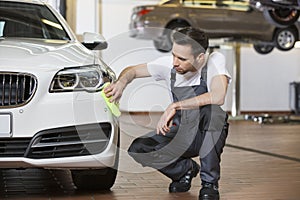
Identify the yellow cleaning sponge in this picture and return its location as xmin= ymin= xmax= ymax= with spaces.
xmin=100 ymin=82 xmax=121 ymax=117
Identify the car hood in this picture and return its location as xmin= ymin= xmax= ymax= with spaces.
xmin=0 ymin=38 xmax=95 ymax=72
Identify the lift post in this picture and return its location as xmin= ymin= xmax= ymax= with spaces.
xmin=231 ymin=42 xmax=241 ymax=117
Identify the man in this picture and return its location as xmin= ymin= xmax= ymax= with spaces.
xmin=104 ymin=27 xmax=231 ymax=200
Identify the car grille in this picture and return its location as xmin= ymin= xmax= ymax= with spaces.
xmin=0 ymin=138 xmax=31 ymax=157
xmin=0 ymin=123 xmax=113 ymax=159
xmin=0 ymin=72 xmax=37 ymax=108
xmin=26 ymin=123 xmax=112 ymax=159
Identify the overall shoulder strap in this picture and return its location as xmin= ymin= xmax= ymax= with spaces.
xmin=170 ymin=68 xmax=176 ymax=90
xmin=201 ymin=61 xmax=208 ymax=82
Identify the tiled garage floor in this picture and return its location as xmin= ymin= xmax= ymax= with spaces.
xmin=0 ymin=112 xmax=299 ymax=200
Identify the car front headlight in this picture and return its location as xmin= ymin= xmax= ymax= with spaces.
xmin=49 ymin=65 xmax=116 ymax=93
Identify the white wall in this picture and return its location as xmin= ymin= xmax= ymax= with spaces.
xmin=75 ymin=0 xmax=300 ymax=113
xmin=240 ymin=47 xmax=300 ymax=111
xmin=101 ymin=0 xmax=173 ymax=112
xmin=76 ymin=0 xmax=99 ymax=34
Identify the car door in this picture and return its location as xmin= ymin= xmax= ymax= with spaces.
xmin=183 ymin=0 xmax=229 ymax=38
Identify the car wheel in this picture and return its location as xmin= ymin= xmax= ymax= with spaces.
xmin=71 ymin=129 xmax=120 ymax=191
xmin=263 ymin=8 xmax=300 ymax=27
xmin=153 ymin=21 xmax=190 ymax=52
xmin=71 ymin=167 xmax=118 ymax=190
xmin=274 ymin=27 xmax=298 ymax=51
xmin=253 ymin=44 xmax=274 ymax=54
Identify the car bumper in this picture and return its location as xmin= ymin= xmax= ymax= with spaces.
xmin=0 ymin=88 xmax=119 ymax=169
xmin=0 ymin=151 xmax=117 ymax=169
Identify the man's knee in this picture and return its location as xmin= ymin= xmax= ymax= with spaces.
xmin=128 ymin=138 xmax=141 ymax=154
xmin=128 ymin=137 xmax=158 ymax=154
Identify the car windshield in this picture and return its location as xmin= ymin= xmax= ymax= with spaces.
xmin=0 ymin=1 xmax=70 ymax=40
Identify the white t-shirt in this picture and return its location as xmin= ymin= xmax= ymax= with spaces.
xmin=147 ymin=51 xmax=231 ymax=93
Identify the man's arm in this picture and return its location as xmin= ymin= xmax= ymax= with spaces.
xmin=172 ymin=74 xmax=229 ymax=110
xmin=104 ymin=63 xmax=151 ymax=103
xmin=157 ymin=74 xmax=229 ymax=135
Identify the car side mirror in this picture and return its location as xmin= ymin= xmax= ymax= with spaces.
xmin=82 ymin=32 xmax=108 ymax=50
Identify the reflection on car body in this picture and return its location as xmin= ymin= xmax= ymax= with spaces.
xmin=0 ymin=0 xmax=119 ymax=191
xmin=129 ymin=0 xmax=300 ymax=54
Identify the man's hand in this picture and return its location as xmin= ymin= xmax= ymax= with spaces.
xmin=103 ymin=63 xmax=150 ymax=104
xmin=103 ymin=81 xmax=126 ymax=103
xmin=156 ymin=103 xmax=177 ymax=135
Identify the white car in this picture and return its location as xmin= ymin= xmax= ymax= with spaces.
xmin=0 ymin=0 xmax=119 ymax=190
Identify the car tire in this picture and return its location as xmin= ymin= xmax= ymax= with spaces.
xmin=71 ymin=129 xmax=120 ymax=191
xmin=263 ymin=8 xmax=300 ymax=27
xmin=153 ymin=21 xmax=190 ymax=52
xmin=274 ymin=27 xmax=298 ymax=51
xmin=253 ymin=43 xmax=274 ymax=54
xmin=71 ymin=167 xmax=118 ymax=190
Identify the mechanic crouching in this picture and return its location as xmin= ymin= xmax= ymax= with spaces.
xmin=104 ymin=27 xmax=231 ymax=200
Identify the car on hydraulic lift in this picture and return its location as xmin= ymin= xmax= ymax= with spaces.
xmin=129 ymin=0 xmax=300 ymax=54
xmin=0 ymin=0 xmax=119 ymax=191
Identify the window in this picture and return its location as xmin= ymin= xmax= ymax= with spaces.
xmin=182 ymin=0 xmax=249 ymax=10
xmin=182 ymin=0 xmax=215 ymax=6
xmin=0 ymin=2 xmax=70 ymax=40
xmin=0 ymin=21 xmax=4 ymax=37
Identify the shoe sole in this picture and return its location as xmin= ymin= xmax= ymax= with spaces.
xmin=199 ymin=193 xmax=220 ymax=200
xmin=199 ymin=196 xmax=219 ymax=200
xmin=169 ymin=185 xmax=191 ymax=193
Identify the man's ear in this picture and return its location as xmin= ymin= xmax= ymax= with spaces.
xmin=196 ymin=53 xmax=205 ymax=63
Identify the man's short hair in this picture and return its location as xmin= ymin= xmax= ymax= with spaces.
xmin=172 ymin=27 xmax=209 ymax=56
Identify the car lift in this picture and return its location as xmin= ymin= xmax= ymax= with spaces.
xmin=208 ymin=39 xmax=242 ymax=118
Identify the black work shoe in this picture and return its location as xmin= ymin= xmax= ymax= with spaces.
xmin=199 ymin=182 xmax=220 ymax=200
xmin=169 ymin=161 xmax=200 ymax=193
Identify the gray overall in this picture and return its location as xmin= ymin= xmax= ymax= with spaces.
xmin=128 ymin=64 xmax=229 ymax=185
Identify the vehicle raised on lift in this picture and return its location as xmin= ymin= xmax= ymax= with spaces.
xmin=129 ymin=0 xmax=300 ymax=54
